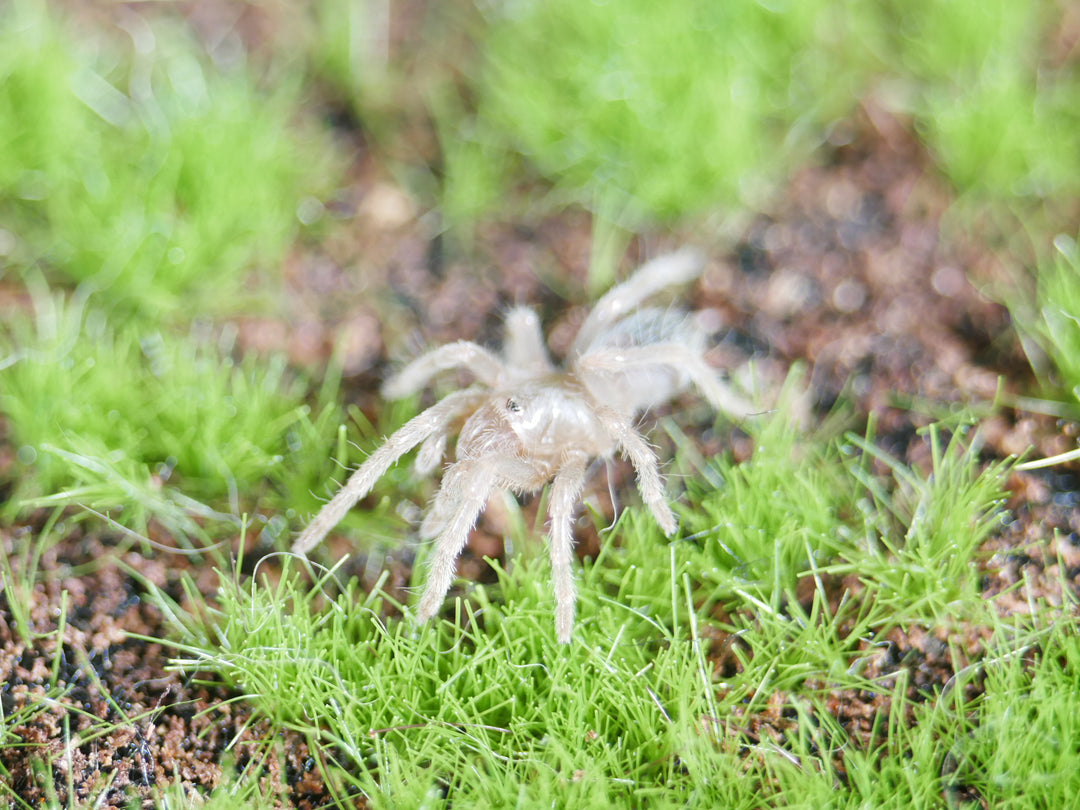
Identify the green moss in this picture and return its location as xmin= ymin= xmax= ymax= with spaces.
xmin=0 ymin=5 xmax=338 ymax=315
xmin=475 ymin=0 xmax=863 ymax=223
xmin=894 ymin=0 xmax=1079 ymax=200
xmin=0 ymin=287 xmax=325 ymax=534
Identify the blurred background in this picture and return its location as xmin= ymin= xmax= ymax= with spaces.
xmin=2 ymin=0 xmax=1079 ymax=549
xmin=2 ymin=0 xmax=1079 ymax=550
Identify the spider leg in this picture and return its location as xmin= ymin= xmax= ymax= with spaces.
xmin=502 ymin=307 xmax=555 ymax=379
xmin=420 ymin=453 xmax=537 ymax=540
xmin=572 ymin=248 xmax=704 ymax=355
xmin=579 ymin=344 xmax=755 ymax=418
xmin=414 ymin=431 xmax=448 ymax=476
xmin=413 ymin=389 xmax=490 ymax=476
xmin=382 ymin=341 xmax=506 ymax=399
xmin=548 ymin=451 xmax=589 ymax=643
xmin=292 ymin=389 xmax=482 ymax=555
xmin=415 ymin=461 xmax=499 ymax=623
xmin=594 ymin=405 xmax=677 ymax=536
xmin=419 ymin=470 xmax=456 ymax=538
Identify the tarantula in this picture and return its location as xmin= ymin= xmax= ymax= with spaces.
xmin=293 ymin=248 xmax=751 ymax=643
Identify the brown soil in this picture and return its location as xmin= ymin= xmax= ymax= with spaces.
xmin=3 ymin=7 xmax=1080 ymax=809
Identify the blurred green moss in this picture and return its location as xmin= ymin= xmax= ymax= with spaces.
xmin=1032 ymin=233 xmax=1080 ymax=399
xmin=474 ymin=0 xmax=866 ymax=224
xmin=0 ymin=4 xmax=340 ymax=316
xmin=893 ymin=0 xmax=1080 ymax=202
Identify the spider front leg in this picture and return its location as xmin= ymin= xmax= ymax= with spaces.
xmin=594 ymin=405 xmax=677 ymax=536
xmin=412 ymin=389 xmax=488 ymax=476
xmin=293 ymin=389 xmax=482 ymax=555
xmin=415 ymin=461 xmax=500 ymax=624
xmin=548 ymin=450 xmax=589 ymax=643
xmin=382 ymin=341 xmax=506 ymax=399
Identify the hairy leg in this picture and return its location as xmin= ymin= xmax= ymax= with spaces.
xmin=412 ymin=389 xmax=488 ymax=476
xmin=292 ymin=390 xmax=482 ymax=555
xmin=421 ymin=452 xmax=541 ymax=539
xmin=572 ymin=248 xmax=704 ymax=355
xmin=548 ymin=451 xmax=589 ymax=643
xmin=414 ymin=431 xmax=448 ymax=476
xmin=382 ymin=341 xmax=506 ymax=399
xmin=415 ymin=461 xmax=499 ymax=623
xmin=579 ymin=343 xmax=755 ymax=419
xmin=502 ymin=307 xmax=555 ymax=380
xmin=419 ymin=470 xmax=456 ymax=539
xmin=594 ymin=405 xmax=677 ymax=536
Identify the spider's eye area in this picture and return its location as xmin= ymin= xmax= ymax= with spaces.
xmin=506 ymin=397 xmax=521 ymax=413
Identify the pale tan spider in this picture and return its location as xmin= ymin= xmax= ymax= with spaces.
xmin=293 ymin=248 xmax=751 ymax=642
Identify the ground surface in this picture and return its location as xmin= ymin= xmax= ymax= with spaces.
xmin=2 ymin=18 xmax=1079 ymax=809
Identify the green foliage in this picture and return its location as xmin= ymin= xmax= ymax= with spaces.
xmin=842 ymin=423 xmax=1011 ymax=622
xmin=681 ymin=397 xmax=850 ymax=607
xmin=702 ymin=409 xmax=1008 ymax=625
xmin=475 ymin=0 xmax=864 ymax=223
xmin=308 ymin=0 xmax=369 ymax=99
xmin=428 ymin=0 xmax=1077 ymax=225
xmin=935 ymin=617 xmax=1080 ymax=807
xmin=671 ymin=382 xmax=1010 ymax=624
xmin=1 ymin=509 xmax=69 ymax=645
xmin=1031 ymin=233 xmax=1080 ymax=399
xmin=0 ymin=3 xmax=337 ymax=314
xmin=0 ymin=285 xmax=338 ymax=535
xmin=920 ymin=70 xmax=1080 ymax=201
xmin=153 ymin=535 xmax=1073 ymax=808
xmin=145 ymin=379 xmax=1028 ymax=807
xmin=890 ymin=0 xmax=1041 ymax=83
xmin=891 ymin=0 xmax=1080 ymax=201
xmin=153 ymin=554 xmax=836 ymax=808
xmin=431 ymin=87 xmax=510 ymax=228
xmin=295 ymin=0 xmax=1080 ymax=236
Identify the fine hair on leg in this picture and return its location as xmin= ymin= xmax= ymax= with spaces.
xmin=419 ymin=467 xmax=458 ymax=539
xmin=382 ymin=341 xmax=506 ymax=400
xmin=548 ymin=451 xmax=589 ymax=643
xmin=415 ymin=462 xmax=499 ymax=622
xmin=414 ymin=431 xmax=449 ymax=476
xmin=292 ymin=390 xmax=483 ymax=555
xmin=572 ymin=248 xmax=704 ymax=355
xmin=594 ymin=405 xmax=677 ymax=535
xmin=412 ymin=389 xmax=488 ymax=476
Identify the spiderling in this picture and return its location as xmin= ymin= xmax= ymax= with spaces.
xmin=294 ymin=249 xmax=752 ymax=643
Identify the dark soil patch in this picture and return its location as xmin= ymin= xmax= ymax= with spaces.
xmin=0 ymin=529 xmax=334 ymax=807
